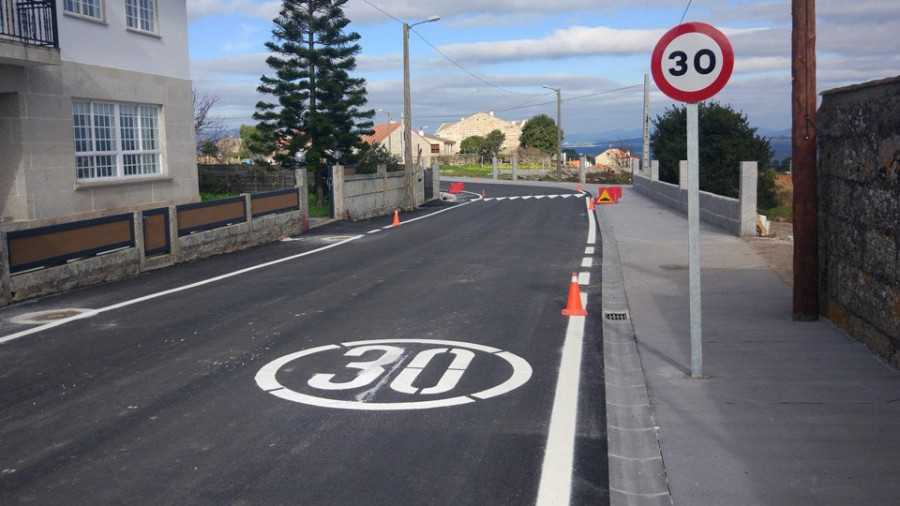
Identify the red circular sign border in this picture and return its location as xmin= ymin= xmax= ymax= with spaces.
xmin=651 ymin=22 xmax=734 ymax=103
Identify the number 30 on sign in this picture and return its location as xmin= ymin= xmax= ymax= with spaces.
xmin=651 ymin=22 xmax=734 ymax=103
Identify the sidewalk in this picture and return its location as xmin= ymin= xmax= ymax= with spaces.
xmin=598 ymin=186 xmax=900 ymax=505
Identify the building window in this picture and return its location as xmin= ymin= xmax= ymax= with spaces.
xmin=126 ymin=0 xmax=156 ymax=34
xmin=64 ymin=0 xmax=103 ymax=20
xmin=73 ymin=100 xmax=162 ymax=181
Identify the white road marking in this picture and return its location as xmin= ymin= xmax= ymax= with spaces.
xmin=536 ymin=294 xmax=587 ymax=506
xmin=585 ymin=247 xmax=595 ymax=255
xmin=255 ymin=339 xmax=533 ymax=410
xmin=536 ymin=191 xmax=597 ymax=504
xmin=581 ymin=257 xmax=593 ymax=268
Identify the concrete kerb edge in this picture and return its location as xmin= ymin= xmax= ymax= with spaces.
xmin=595 ymin=205 xmax=673 ymax=506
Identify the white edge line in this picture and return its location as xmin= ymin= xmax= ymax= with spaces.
xmin=2 ymin=199 xmax=483 ymax=345
xmin=536 ymin=305 xmax=586 ymax=506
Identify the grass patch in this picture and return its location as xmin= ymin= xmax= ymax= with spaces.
xmin=308 ymin=194 xmax=330 ymax=217
xmin=200 ymin=191 xmax=239 ymax=201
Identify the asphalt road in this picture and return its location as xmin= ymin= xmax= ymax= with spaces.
xmin=0 ymin=182 xmax=608 ymax=505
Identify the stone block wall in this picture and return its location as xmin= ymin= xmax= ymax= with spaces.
xmin=818 ymin=76 xmax=900 ymax=366
xmin=333 ymin=165 xmax=408 ymax=220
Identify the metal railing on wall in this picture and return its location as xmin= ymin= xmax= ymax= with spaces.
xmin=0 ymin=0 xmax=58 ymax=48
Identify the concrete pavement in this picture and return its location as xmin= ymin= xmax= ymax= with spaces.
xmin=598 ymin=185 xmax=900 ymax=505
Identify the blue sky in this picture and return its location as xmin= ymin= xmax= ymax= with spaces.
xmin=187 ymin=0 xmax=900 ymax=144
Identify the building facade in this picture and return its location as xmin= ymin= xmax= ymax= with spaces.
xmin=434 ymin=111 xmax=526 ymax=155
xmin=1 ymin=0 xmax=197 ymax=226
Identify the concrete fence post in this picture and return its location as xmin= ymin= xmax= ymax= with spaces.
xmin=679 ymin=160 xmax=688 ymax=189
xmin=432 ymin=161 xmax=441 ymax=200
xmin=651 ymin=160 xmax=659 ymax=181
xmin=739 ymin=161 xmax=758 ymax=237
xmin=579 ymin=156 xmax=586 ymax=185
xmin=134 ymin=211 xmax=146 ymax=269
xmin=168 ymin=204 xmax=181 ymax=262
xmin=331 ymin=165 xmax=344 ymax=219
xmin=295 ymin=168 xmax=308 ymax=231
xmin=242 ymin=194 xmax=252 ymax=222
xmin=492 ymin=156 xmax=498 ymax=180
xmin=512 ymin=156 xmax=518 ymax=181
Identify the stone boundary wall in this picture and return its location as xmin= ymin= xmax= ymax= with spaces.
xmin=1 ymin=170 xmax=309 ymax=305
xmin=818 ymin=75 xmax=900 ymax=366
xmin=632 ymin=161 xmax=758 ymax=237
xmin=333 ymin=165 xmax=407 ymax=220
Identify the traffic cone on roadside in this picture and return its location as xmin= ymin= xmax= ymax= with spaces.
xmin=561 ymin=272 xmax=588 ymax=316
xmin=588 ymin=197 xmax=595 ymax=210
xmin=392 ymin=210 xmax=401 ymax=226
xmin=577 ymin=184 xmax=582 ymax=192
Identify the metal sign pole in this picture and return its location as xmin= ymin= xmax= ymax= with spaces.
xmin=687 ymin=102 xmax=702 ymax=378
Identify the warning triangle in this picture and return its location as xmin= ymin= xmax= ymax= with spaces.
xmin=596 ymin=189 xmax=614 ymax=204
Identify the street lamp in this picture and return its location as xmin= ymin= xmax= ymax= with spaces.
xmin=403 ymin=14 xmax=440 ymax=209
xmin=542 ymin=85 xmax=562 ymax=182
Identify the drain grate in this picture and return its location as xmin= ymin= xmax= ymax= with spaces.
xmin=660 ymin=264 xmax=688 ymax=270
xmin=604 ymin=310 xmax=630 ymax=321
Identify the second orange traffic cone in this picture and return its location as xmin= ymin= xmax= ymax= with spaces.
xmin=392 ymin=210 xmax=401 ymax=226
xmin=561 ymin=272 xmax=588 ymax=316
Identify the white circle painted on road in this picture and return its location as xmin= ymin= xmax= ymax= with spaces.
xmin=255 ymin=338 xmax=533 ymax=410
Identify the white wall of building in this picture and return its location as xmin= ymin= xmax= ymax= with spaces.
xmin=57 ymin=0 xmax=190 ymax=80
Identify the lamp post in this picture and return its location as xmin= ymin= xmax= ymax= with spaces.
xmin=542 ymin=85 xmax=562 ymax=182
xmin=403 ymin=15 xmax=440 ymax=209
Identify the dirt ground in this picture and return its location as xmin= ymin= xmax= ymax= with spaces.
xmin=746 ymin=220 xmax=794 ymax=288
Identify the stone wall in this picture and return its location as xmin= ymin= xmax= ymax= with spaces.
xmin=1 ymin=171 xmax=309 ymax=305
xmin=332 ymin=165 xmax=410 ymax=220
xmin=818 ymin=75 xmax=900 ymax=366
xmin=632 ymin=161 xmax=758 ymax=237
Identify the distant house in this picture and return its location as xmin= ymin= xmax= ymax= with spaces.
xmin=595 ymin=148 xmax=636 ymax=172
xmin=361 ymin=122 xmax=444 ymax=167
xmin=1 ymin=0 xmax=198 ymax=225
xmin=435 ymin=111 xmax=526 ymax=155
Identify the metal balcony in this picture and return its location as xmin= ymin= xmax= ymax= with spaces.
xmin=0 ymin=0 xmax=59 ymax=65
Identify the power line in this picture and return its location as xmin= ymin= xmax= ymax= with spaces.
xmin=679 ymin=0 xmax=693 ymax=25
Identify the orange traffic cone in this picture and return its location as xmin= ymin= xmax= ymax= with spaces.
xmin=577 ymin=184 xmax=582 ymax=192
xmin=561 ymin=272 xmax=588 ymax=316
xmin=588 ymin=197 xmax=595 ymax=210
xmin=392 ymin=210 xmax=401 ymax=226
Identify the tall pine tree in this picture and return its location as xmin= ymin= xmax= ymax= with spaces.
xmin=254 ymin=0 xmax=374 ymax=206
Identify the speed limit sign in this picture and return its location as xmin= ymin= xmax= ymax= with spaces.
xmin=651 ymin=22 xmax=734 ymax=103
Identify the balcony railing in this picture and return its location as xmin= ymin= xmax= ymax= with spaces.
xmin=0 ymin=0 xmax=58 ymax=48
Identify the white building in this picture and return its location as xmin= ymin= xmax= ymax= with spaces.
xmin=1 ymin=0 xmax=197 ymax=225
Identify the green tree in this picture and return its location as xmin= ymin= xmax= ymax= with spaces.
xmin=254 ymin=0 xmax=375 ymax=206
xmin=460 ymin=135 xmax=485 ymax=155
xmin=239 ymin=124 xmax=275 ymax=162
xmin=519 ymin=113 xmax=563 ymax=155
xmin=650 ymin=101 xmax=773 ymax=203
xmin=482 ymin=129 xmax=506 ymax=159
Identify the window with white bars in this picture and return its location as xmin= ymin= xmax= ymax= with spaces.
xmin=72 ymin=100 xmax=162 ymax=181
xmin=64 ymin=0 xmax=103 ymax=20
xmin=125 ymin=0 xmax=156 ymax=34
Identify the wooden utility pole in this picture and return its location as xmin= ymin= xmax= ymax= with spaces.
xmin=792 ymin=0 xmax=818 ymax=320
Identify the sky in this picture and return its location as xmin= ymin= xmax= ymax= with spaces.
xmin=187 ymin=0 xmax=900 ymax=145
